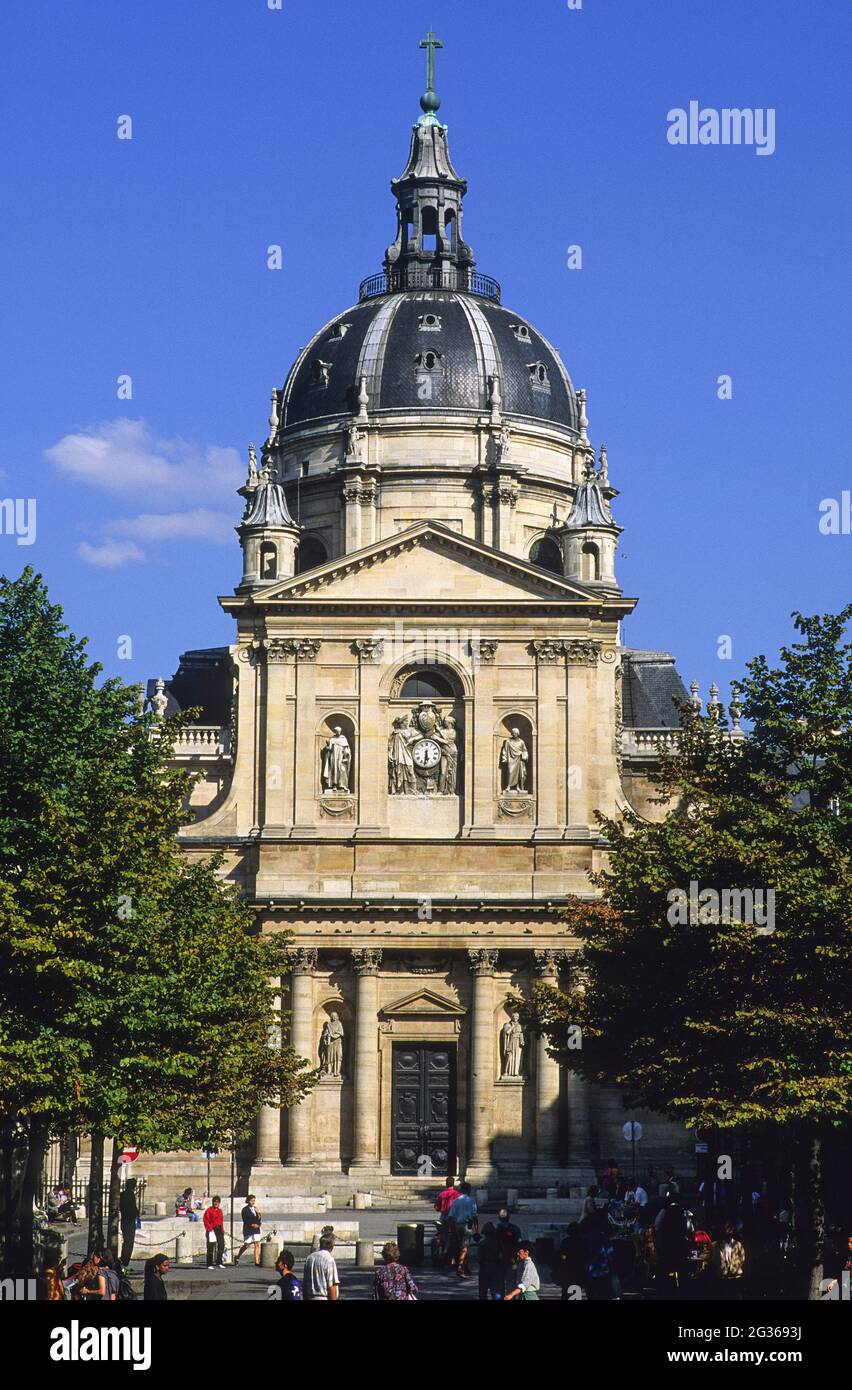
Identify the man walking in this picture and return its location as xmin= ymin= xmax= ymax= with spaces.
xmin=503 ymin=1241 xmax=541 ymax=1301
xmin=303 ymin=1234 xmax=340 ymax=1301
xmin=448 ymin=1182 xmax=478 ymax=1280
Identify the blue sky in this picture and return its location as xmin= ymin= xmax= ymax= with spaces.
xmin=1 ymin=0 xmax=850 ymax=704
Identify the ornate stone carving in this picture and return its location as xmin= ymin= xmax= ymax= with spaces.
xmin=533 ymin=948 xmax=567 ymax=978
xmin=354 ymin=637 xmax=384 ymax=663
xmin=497 ymin=795 xmax=534 ymax=820
xmin=498 ymin=484 xmax=519 ymax=507
xmin=320 ymin=727 xmax=351 ymax=792
xmin=319 ymin=1012 xmax=344 ymax=1077
xmin=351 ymin=947 xmax=383 ymax=975
xmin=395 ymin=953 xmax=453 ymax=976
xmin=388 ymin=704 xmax=458 ymax=796
xmin=532 ymin=640 xmax=564 ymax=665
xmin=238 ymin=643 xmax=262 ymax=665
xmin=500 ymin=1011 xmax=525 ymax=1077
xmin=318 ymin=795 xmax=355 ymax=819
xmin=150 ymin=678 xmax=168 ymax=719
xmin=289 ymin=947 xmax=318 ymax=975
xmin=262 ymin=638 xmax=322 ymax=664
xmin=471 ymin=638 xmax=498 ymax=665
xmin=467 ymin=948 xmax=498 ymax=976
xmin=500 ymin=728 xmax=530 ymax=793
xmin=564 ymin=640 xmax=602 ymax=665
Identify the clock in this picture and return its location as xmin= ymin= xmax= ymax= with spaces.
xmin=412 ymin=738 xmax=442 ymax=772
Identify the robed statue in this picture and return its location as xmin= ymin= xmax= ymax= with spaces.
xmin=321 ymin=727 xmax=351 ymax=792
xmin=501 ymin=1012 xmax=525 ymax=1077
xmin=319 ymin=1013 xmax=344 ymax=1077
xmin=500 ymin=727 xmax=529 ymax=793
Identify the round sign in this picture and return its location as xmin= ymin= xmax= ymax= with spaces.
xmin=622 ymin=1121 xmax=642 ymax=1142
xmin=120 ymin=1146 xmax=139 ymax=1163
xmin=412 ymin=738 xmax=441 ymax=772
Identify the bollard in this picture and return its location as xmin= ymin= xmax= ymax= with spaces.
xmin=354 ymin=1190 xmax=371 ymax=1210
xmin=355 ymin=1239 xmax=374 ymax=1269
xmin=546 ymin=1187 xmax=558 ymax=1201
xmin=506 ymin=1188 xmax=519 ymax=1209
xmin=475 ymin=1188 xmax=488 ymax=1206
xmin=175 ymin=1232 xmax=192 ymax=1266
xmin=154 ymin=1200 xmax=167 ymax=1217
xmin=260 ymin=1239 xmax=279 ymax=1269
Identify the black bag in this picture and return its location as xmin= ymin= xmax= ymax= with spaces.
xmin=117 ymin=1274 xmax=138 ymax=1301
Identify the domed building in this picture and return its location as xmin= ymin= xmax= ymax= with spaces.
xmin=156 ymin=41 xmax=695 ymax=1199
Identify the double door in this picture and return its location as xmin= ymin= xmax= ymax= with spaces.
xmin=391 ymin=1044 xmax=456 ymax=1177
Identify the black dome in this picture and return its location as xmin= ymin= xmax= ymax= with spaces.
xmin=280 ymin=291 xmax=579 ymax=435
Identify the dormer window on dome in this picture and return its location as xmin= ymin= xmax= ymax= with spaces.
xmin=415 ymin=350 xmax=442 ymax=371
xmin=419 ymin=313 xmax=442 ymax=331
xmin=311 ymin=360 xmax=332 ymax=388
xmin=328 ymin=323 xmax=351 ymax=342
xmin=528 ymin=362 xmax=551 ymax=392
xmin=510 ymin=323 xmax=532 ymax=343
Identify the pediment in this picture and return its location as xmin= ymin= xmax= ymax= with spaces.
xmin=252 ymin=522 xmax=605 ymax=607
xmin=380 ymin=987 xmax=467 ymax=1019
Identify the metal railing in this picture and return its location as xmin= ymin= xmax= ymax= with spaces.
xmin=359 ymin=267 xmax=501 ymax=302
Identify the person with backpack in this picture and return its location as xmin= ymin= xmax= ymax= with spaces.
xmin=98 ymin=1249 xmax=121 ymax=1300
xmin=274 ymin=1250 xmax=302 ymax=1301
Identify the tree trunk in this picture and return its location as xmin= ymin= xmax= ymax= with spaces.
xmin=106 ymin=1138 xmax=122 ymax=1253
xmin=0 ymin=1120 xmax=15 ymax=1273
xmin=17 ymin=1120 xmax=47 ymax=1275
xmin=794 ymin=1122 xmax=827 ymax=1300
xmin=87 ymin=1131 xmax=105 ymax=1251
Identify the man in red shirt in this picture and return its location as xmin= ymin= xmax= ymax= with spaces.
xmin=203 ymin=1195 xmax=225 ymax=1269
xmin=435 ymin=1176 xmax=460 ymax=1265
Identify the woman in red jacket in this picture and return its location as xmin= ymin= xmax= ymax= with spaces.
xmin=203 ymin=1196 xmax=225 ymax=1269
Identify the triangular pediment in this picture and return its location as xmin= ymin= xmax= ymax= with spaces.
xmin=249 ymin=521 xmax=611 ymax=607
xmin=380 ymin=987 xmax=467 ymax=1019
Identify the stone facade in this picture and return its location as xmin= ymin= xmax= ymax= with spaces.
xmin=147 ymin=74 xmax=697 ymax=1197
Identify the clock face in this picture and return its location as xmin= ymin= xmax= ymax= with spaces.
xmin=412 ymin=738 xmax=441 ymax=771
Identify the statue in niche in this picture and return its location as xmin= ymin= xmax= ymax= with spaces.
xmin=435 ymin=715 xmax=458 ymax=795
xmin=388 ymin=704 xmax=460 ymax=796
xmin=387 ymin=716 xmax=419 ymax=795
xmin=321 ymin=727 xmax=351 ymax=792
xmin=500 ymin=727 xmax=529 ymax=793
xmin=319 ymin=1012 xmax=344 ymax=1077
xmin=501 ymin=1011 xmax=525 ymax=1077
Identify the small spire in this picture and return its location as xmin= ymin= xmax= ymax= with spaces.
xmin=267 ymin=389 xmax=280 ymax=445
xmin=418 ymin=28 xmax=443 ymax=125
xmin=708 ymin=682 xmax=720 ymax=718
xmin=598 ymin=443 xmax=609 ymax=485
xmin=488 ymin=373 xmax=503 ymax=425
xmin=690 ymin=680 xmax=702 ymax=715
xmin=356 ymin=374 xmax=370 ymax=423
xmin=577 ymin=388 xmax=588 ymax=441
xmin=729 ymin=682 xmax=744 ymax=734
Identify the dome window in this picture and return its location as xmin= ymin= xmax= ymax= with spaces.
xmin=418 ymin=313 xmax=442 ymax=332
xmin=311 ymin=360 xmax=332 ymax=388
xmin=510 ymin=323 xmax=532 ymax=343
xmin=327 ymin=322 xmax=351 ymax=342
xmin=528 ymin=362 xmax=551 ymax=392
xmin=529 ymin=536 xmax=563 ymax=575
xmin=415 ymin=350 xmax=442 ymax=371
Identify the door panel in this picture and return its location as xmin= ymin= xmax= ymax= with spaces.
xmin=391 ymin=1044 xmax=456 ymax=1176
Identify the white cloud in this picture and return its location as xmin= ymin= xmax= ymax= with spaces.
xmin=45 ymin=418 xmax=241 ymax=500
xmin=109 ymin=509 xmax=234 ymax=544
xmin=78 ymin=539 xmax=145 ymax=569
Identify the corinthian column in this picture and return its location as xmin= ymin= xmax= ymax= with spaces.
xmin=532 ymin=950 xmax=564 ymax=1178
xmin=284 ymin=949 xmax=317 ymax=1167
xmin=466 ymin=949 xmax=498 ymax=1180
xmin=350 ymin=948 xmax=382 ymax=1170
xmin=256 ymin=975 xmax=283 ymax=1164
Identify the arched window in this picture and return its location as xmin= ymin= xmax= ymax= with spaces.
xmin=421 ymin=205 xmax=439 ymax=252
xmin=296 ymin=535 xmax=328 ymax=574
xmin=529 ymin=536 xmax=562 ymax=575
xmin=259 ymin=542 xmax=277 ymax=580
xmin=444 ymin=209 xmax=456 ymax=249
xmin=399 ymin=671 xmax=455 ymax=699
xmin=581 ymin=541 xmax=601 ymax=582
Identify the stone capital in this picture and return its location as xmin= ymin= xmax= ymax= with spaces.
xmin=531 ymin=639 xmax=564 ymax=665
xmin=351 ymin=947 xmax=383 ymax=976
xmin=289 ymin=947 xmax=318 ymax=976
xmin=532 ymin=948 xmax=567 ymax=979
xmin=354 ymin=638 xmax=384 ymax=663
xmin=467 ymin=947 xmax=499 ymax=976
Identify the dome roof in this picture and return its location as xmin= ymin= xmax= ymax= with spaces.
xmin=280 ymin=291 xmax=579 ymax=435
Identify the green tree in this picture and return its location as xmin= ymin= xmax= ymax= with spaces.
xmin=0 ymin=570 xmax=314 ymax=1270
xmin=522 ymin=608 xmax=852 ymax=1300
